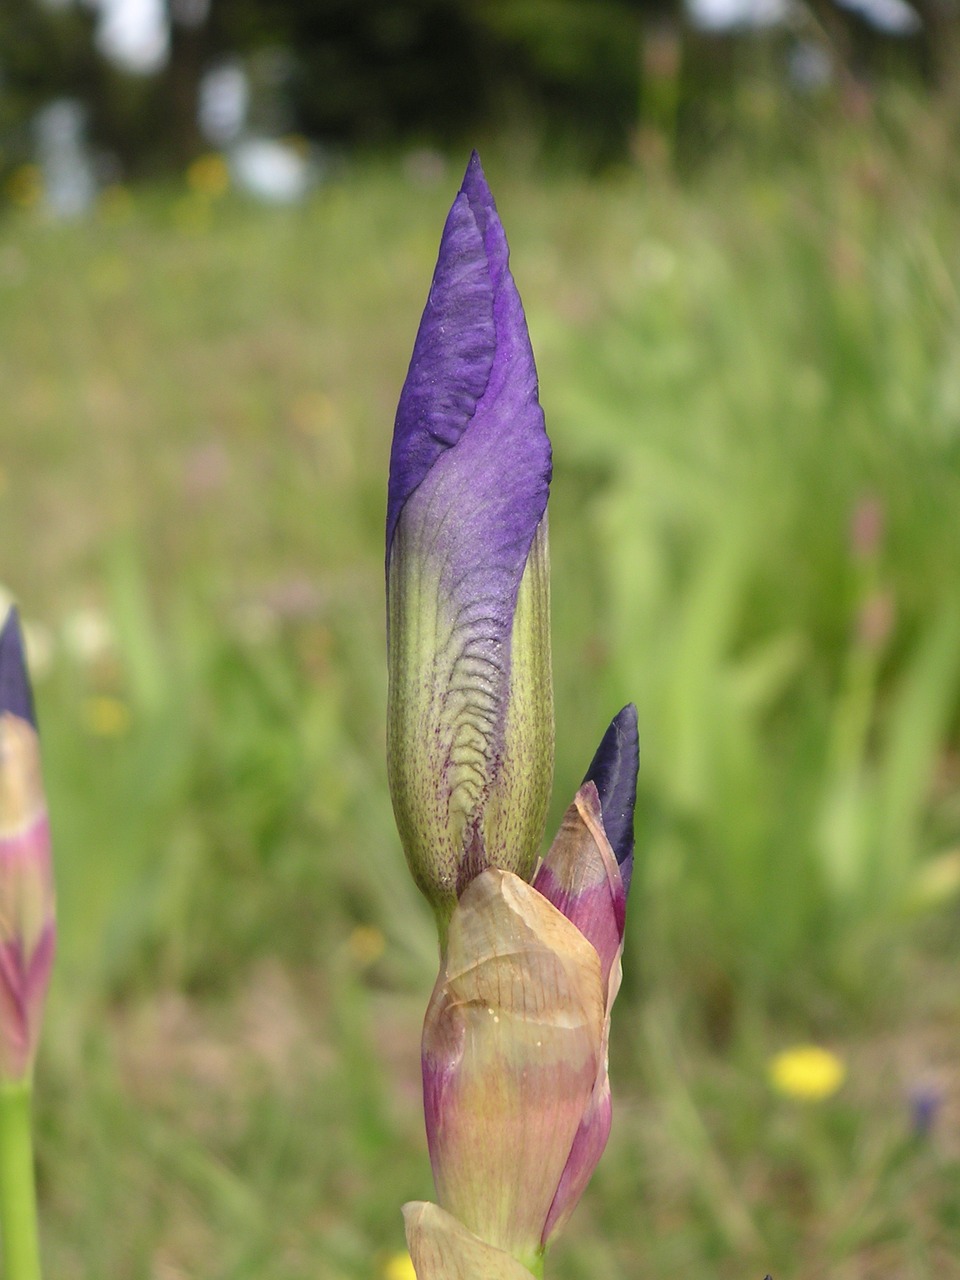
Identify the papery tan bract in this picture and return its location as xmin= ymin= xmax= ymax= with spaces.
xmin=403 ymin=1202 xmax=539 ymax=1280
xmin=535 ymin=783 xmax=625 ymax=994
xmin=421 ymin=868 xmax=603 ymax=1265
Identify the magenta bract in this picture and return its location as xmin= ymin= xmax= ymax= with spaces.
xmin=0 ymin=609 xmax=55 ymax=1083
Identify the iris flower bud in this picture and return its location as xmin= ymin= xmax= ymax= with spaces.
xmin=0 ymin=609 xmax=55 ymax=1084
xmin=386 ymin=153 xmax=553 ymax=934
xmin=388 ymin=152 xmax=639 ymax=1277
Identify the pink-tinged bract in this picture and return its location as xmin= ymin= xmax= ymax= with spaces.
xmin=421 ymin=868 xmax=603 ymax=1267
xmin=533 ymin=779 xmax=627 ymax=1244
xmin=414 ymin=712 xmax=638 ymax=1269
xmin=0 ymin=609 xmax=55 ymax=1083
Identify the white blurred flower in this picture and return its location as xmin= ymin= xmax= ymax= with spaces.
xmin=62 ymin=607 xmax=116 ymax=664
xmin=230 ymin=138 xmax=313 ymax=204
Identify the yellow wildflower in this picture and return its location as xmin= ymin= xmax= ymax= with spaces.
xmin=768 ymin=1045 xmax=846 ymax=1101
xmin=348 ymin=925 xmax=386 ymax=967
xmin=83 ymin=695 xmax=131 ymax=738
xmin=383 ymin=1253 xmax=417 ymax=1280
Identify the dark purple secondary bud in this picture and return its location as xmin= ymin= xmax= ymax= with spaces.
xmin=581 ymin=704 xmax=638 ymax=891
xmin=0 ymin=609 xmax=36 ymax=729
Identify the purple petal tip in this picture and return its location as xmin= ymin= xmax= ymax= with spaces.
xmin=460 ymin=150 xmax=492 ymax=214
xmin=582 ymin=705 xmax=638 ymax=887
xmin=0 ymin=609 xmax=36 ymax=729
xmin=386 ymin=150 xmax=549 ymax=559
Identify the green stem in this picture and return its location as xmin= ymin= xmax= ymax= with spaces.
xmin=0 ymin=1081 xmax=42 ymax=1280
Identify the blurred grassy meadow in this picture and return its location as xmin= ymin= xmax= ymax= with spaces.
xmin=2 ymin=102 xmax=960 ymax=1278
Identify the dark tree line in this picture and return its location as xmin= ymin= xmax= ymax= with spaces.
xmin=0 ymin=0 xmax=956 ymax=177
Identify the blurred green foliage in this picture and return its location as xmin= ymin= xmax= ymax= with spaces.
xmin=1 ymin=104 xmax=959 ymax=1277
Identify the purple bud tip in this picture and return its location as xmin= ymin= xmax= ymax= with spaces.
xmin=581 ymin=704 xmax=638 ymax=891
xmin=386 ymin=149 xmax=550 ymax=560
xmin=0 ymin=609 xmax=36 ymax=729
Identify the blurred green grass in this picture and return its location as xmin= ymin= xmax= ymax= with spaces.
xmin=2 ymin=111 xmax=960 ymax=1277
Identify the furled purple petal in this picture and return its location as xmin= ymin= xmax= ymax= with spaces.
xmin=582 ymin=704 xmax=638 ymax=894
xmin=0 ymin=609 xmax=36 ymax=730
xmin=387 ymin=152 xmax=551 ymax=559
xmin=386 ymin=154 xmax=553 ymax=924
